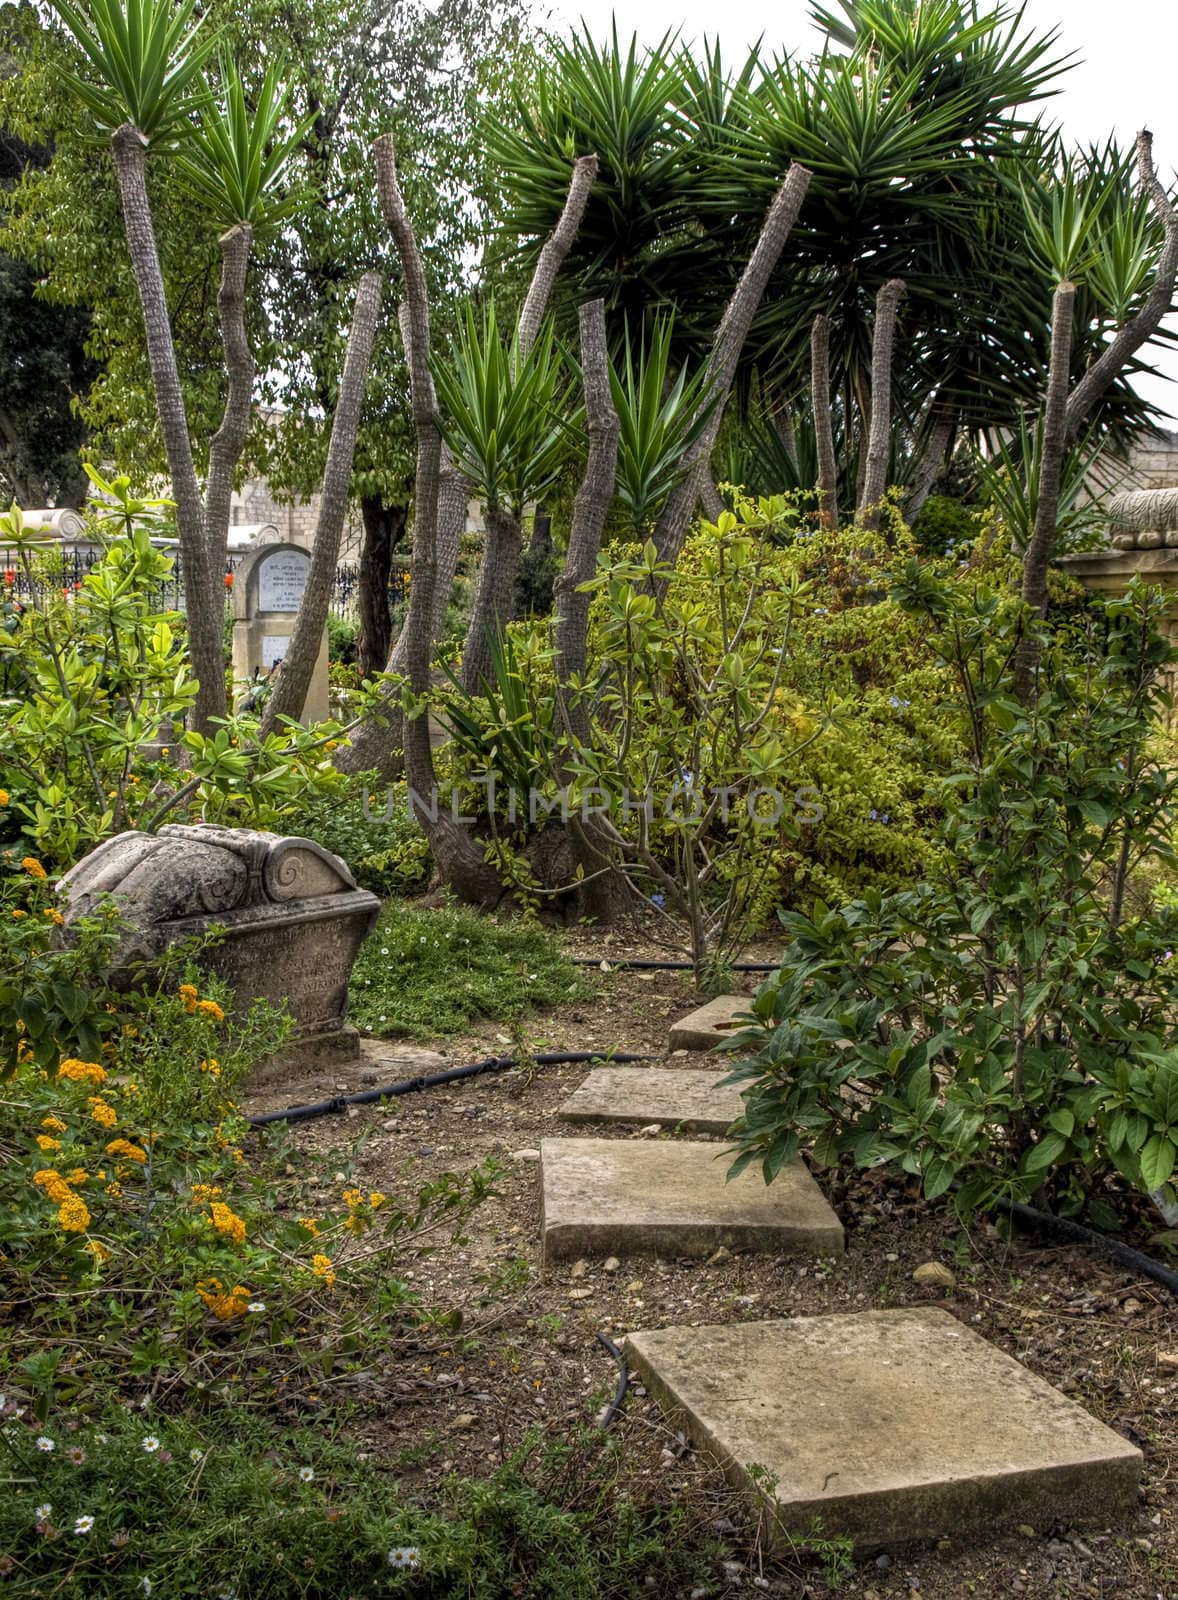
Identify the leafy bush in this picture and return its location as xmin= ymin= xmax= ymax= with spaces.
xmin=0 ymin=482 xmax=350 ymax=873
xmin=288 ymin=775 xmax=432 ymax=896
xmin=3 ymin=1408 xmax=715 ymax=1598
xmin=326 ymin=611 xmax=359 ymax=664
xmin=349 ymin=901 xmax=589 ymax=1038
xmin=726 ymin=573 xmax=1178 ymax=1222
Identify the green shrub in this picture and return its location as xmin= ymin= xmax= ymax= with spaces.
xmin=326 ymin=612 xmax=360 ymax=664
xmin=349 ymin=901 xmax=589 ymax=1037
xmin=3 ymin=1408 xmax=715 ymax=1598
xmin=726 ymin=573 xmax=1178 ymax=1222
xmin=289 ymin=775 xmax=432 ymax=896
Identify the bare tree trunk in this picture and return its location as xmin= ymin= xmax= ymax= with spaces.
xmin=1066 ymin=133 xmax=1178 ymax=435
xmin=372 ymin=133 xmax=502 ymax=906
xmin=205 ymin=224 xmax=255 ymax=582
xmin=553 ymin=297 xmax=629 ymax=919
xmin=262 ymin=272 xmax=382 ymax=732
xmin=1021 ymin=280 xmax=1076 ymax=618
xmin=811 ymin=314 xmax=838 ymax=528
xmin=357 ymin=494 xmax=407 ymax=681
xmin=903 ymin=408 xmax=955 ymax=524
xmin=461 ymin=504 xmax=522 ymax=692
xmin=653 ymin=163 xmax=812 ymax=565
xmin=699 ymin=477 xmax=725 ymax=522
xmin=858 ymin=278 xmax=906 ymax=530
xmin=110 ymin=123 xmax=222 ymax=734
xmin=773 ymin=404 xmax=798 ymax=470
xmin=517 ymin=154 xmax=598 ymax=358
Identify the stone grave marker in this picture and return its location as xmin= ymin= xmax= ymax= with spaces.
xmin=230 ymin=540 xmax=328 ymax=724
xmin=60 ymin=824 xmax=379 ymax=1079
xmin=558 ymin=1067 xmax=744 ymax=1133
xmin=669 ymin=993 xmax=755 ymax=1052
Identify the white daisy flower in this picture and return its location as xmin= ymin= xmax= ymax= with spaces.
xmin=141 ymin=1435 xmax=160 ymax=1453
xmin=35 ymin=1504 xmax=51 ymax=1521
xmin=247 ymin=1302 xmax=266 ymax=1313
xmin=73 ymin=1515 xmax=95 ymax=1535
xmin=298 ymin=1466 xmax=314 ymax=1482
xmin=35 ymin=1436 xmax=54 ymax=1452
xmin=189 ymin=1448 xmax=204 ymax=1462
xmin=387 ymin=1547 xmax=421 ymax=1569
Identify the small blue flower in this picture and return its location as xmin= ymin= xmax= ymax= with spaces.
xmin=869 ymin=809 xmax=879 ymax=821
xmin=650 ymin=893 xmax=666 ymax=911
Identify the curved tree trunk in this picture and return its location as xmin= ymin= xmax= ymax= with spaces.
xmin=653 ymin=164 xmax=812 ymax=566
xmin=205 ymin=224 xmax=255 ymax=589
xmin=858 ymin=278 xmax=906 ymax=530
xmin=1021 ymin=280 xmax=1077 ymax=618
xmin=261 ymin=271 xmax=382 ymax=732
xmin=111 ymin=123 xmax=223 ymax=734
xmin=553 ymin=298 xmax=630 ymax=920
xmin=811 ymin=313 xmax=838 ymax=528
xmin=903 ymin=407 xmax=955 ymax=524
xmin=517 ymin=154 xmax=598 ymax=358
xmin=372 ymin=132 xmax=503 ymax=906
xmin=460 ymin=504 xmax=522 ymax=692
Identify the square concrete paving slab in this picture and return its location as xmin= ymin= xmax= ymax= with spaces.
xmin=558 ymin=1068 xmax=745 ymax=1133
xmin=540 ymin=1137 xmax=842 ymax=1264
xmin=669 ymin=994 xmax=756 ymax=1052
xmin=625 ymin=1309 xmax=1142 ymax=1549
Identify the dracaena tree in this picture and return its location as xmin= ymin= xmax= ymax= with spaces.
xmin=47 ymin=0 xmax=381 ymax=735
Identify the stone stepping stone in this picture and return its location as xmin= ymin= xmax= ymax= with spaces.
xmin=669 ymin=994 xmax=755 ymax=1052
xmin=625 ymin=1308 xmax=1142 ymax=1549
xmin=540 ymin=1137 xmax=842 ymax=1264
xmin=558 ymin=1068 xmax=744 ymax=1133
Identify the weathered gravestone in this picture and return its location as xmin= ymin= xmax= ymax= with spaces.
xmin=229 ymin=539 xmax=329 ymax=724
xmin=59 ymin=825 xmax=379 ymax=1075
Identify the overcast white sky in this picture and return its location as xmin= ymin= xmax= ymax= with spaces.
xmin=546 ymin=0 xmax=1178 ymax=421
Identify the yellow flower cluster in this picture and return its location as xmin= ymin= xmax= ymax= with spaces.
xmin=298 ymin=1217 xmax=320 ymax=1236
xmin=58 ymin=1059 xmax=107 ymax=1086
xmin=179 ymin=983 xmax=199 ymax=1011
xmin=209 ymin=1201 xmax=246 ymax=1244
xmin=21 ymin=856 xmax=47 ymax=880
xmin=43 ymin=908 xmax=64 ymax=927
xmin=88 ymin=1098 xmax=117 ymax=1129
xmin=199 ymin=1058 xmax=221 ymax=1078
xmin=190 ymin=1183 xmax=223 ymax=1204
xmin=40 ymin=1116 xmax=67 ymax=1134
xmin=196 ymin=1277 xmax=251 ymax=1320
xmin=34 ymin=1169 xmax=74 ymax=1204
xmin=178 ymin=984 xmax=225 ymax=1023
xmin=35 ymin=1134 xmax=60 ymax=1153
xmin=311 ymin=1254 xmax=336 ymax=1290
xmin=104 ymin=1138 xmax=147 ymax=1165
xmin=86 ymin=1239 xmax=111 ymax=1262
xmin=195 ymin=999 xmax=224 ymax=1022
xmin=58 ymin=1194 xmax=90 ymax=1233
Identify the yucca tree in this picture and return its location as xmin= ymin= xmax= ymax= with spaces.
xmin=434 ymin=303 xmax=576 ymax=691
xmin=49 ymin=0 xmax=379 ymax=733
xmin=608 ymin=317 xmax=715 ymax=533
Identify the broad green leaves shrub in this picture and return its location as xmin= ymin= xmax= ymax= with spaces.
xmin=725 ymin=573 xmax=1178 ymax=1221
xmin=0 ymin=485 xmax=349 ymax=873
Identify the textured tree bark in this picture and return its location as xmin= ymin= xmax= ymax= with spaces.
xmin=903 ymin=408 xmax=955 ymax=524
xmin=517 ymin=155 xmax=598 ymax=359
xmin=205 ymin=224 xmax=255 ymax=583
xmin=810 ymin=314 xmax=838 ymax=528
xmin=553 ymin=298 xmax=630 ymax=920
xmin=653 ymin=163 xmax=812 ymax=566
xmin=357 ymin=494 xmax=407 ymax=681
xmin=1066 ymin=133 xmax=1178 ymax=435
xmin=371 ymin=132 xmax=502 ymax=906
xmin=110 ymin=123 xmax=223 ymax=734
xmin=262 ymin=271 xmax=382 ymax=732
xmin=699 ymin=478 xmax=725 ymax=522
xmin=858 ymin=278 xmax=906 ymax=530
xmin=460 ymin=504 xmax=523 ymax=692
xmin=773 ymin=404 xmax=799 ymax=470
xmin=1021 ymin=280 xmax=1077 ymax=618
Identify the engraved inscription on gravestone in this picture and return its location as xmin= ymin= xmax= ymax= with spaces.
xmin=257 ymin=548 xmax=310 ymax=612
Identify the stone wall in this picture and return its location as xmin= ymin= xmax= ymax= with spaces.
xmin=1126 ymin=428 xmax=1178 ymax=490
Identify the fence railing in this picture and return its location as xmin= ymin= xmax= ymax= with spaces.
xmin=4 ymin=549 xmax=409 ymax=620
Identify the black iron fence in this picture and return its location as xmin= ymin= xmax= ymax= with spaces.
xmin=3 ymin=549 xmax=408 ymax=620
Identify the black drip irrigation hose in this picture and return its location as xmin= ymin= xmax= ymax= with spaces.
xmin=572 ymin=957 xmax=779 ymax=972
xmin=594 ymin=1333 xmax=629 ymax=1429
xmin=246 ymin=1050 xmax=656 ymax=1128
xmin=993 ymin=1196 xmax=1178 ymax=1302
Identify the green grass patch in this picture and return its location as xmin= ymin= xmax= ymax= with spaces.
xmin=348 ymin=902 xmax=590 ymax=1038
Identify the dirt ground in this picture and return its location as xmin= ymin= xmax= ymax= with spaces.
xmin=240 ymin=947 xmax=1178 ymax=1600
